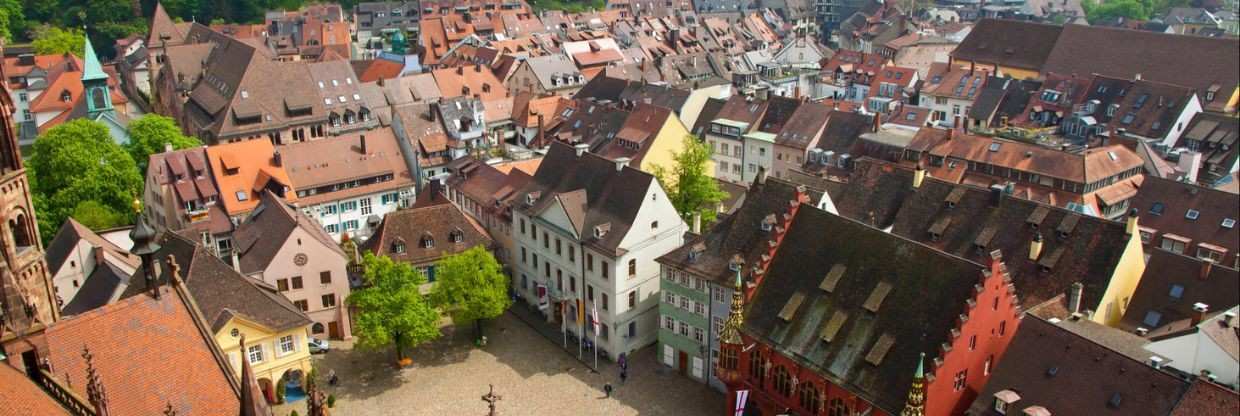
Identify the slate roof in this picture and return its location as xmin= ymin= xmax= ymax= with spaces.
xmin=950 ymin=19 xmax=1063 ymax=71
xmin=619 ymin=82 xmax=691 ymax=113
xmin=45 ymin=218 xmax=140 ymax=276
xmin=361 ymin=196 xmax=492 ymax=265
xmin=832 ymin=159 xmax=1135 ymax=310
xmin=966 ymin=316 xmax=1190 ymax=416
xmin=745 ymin=206 xmax=986 ymax=413
xmin=907 ymin=128 xmax=1144 ymax=184
xmin=714 ymin=94 xmax=768 ymax=126
xmin=1169 ymin=378 xmax=1240 ymax=416
xmin=45 ymin=285 xmax=240 ymax=415
xmin=123 ymin=232 xmax=313 ymax=333
xmin=1120 ymin=249 xmax=1239 ymax=333
xmin=658 ymin=175 xmax=804 ymax=284
xmin=516 ymin=142 xmax=657 ymax=255
xmin=523 ymin=54 xmax=584 ymax=91
xmin=233 ymin=191 xmax=345 ymax=275
xmin=814 ymin=110 xmax=873 ymax=155
xmin=61 ymin=262 xmax=133 ymax=316
xmin=1130 ymin=176 xmax=1239 ymax=262
xmin=0 ymin=362 xmax=71 ymax=415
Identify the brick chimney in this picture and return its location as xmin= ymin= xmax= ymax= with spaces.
xmin=359 ymin=134 xmax=368 ymax=154
xmin=872 ymin=113 xmax=881 ymax=133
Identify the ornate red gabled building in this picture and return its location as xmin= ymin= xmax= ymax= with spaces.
xmin=726 ymin=206 xmax=1021 ymax=416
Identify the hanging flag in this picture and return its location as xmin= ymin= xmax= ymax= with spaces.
xmin=733 ymin=389 xmax=749 ymax=416
xmin=577 ymin=298 xmax=585 ymax=324
xmin=591 ymin=302 xmax=600 ymax=336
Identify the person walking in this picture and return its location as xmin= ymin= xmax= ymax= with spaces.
xmin=620 ymin=369 xmax=627 ymax=384
xmin=603 ymin=382 xmax=613 ymax=398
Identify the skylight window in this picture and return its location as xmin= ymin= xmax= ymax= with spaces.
xmin=353 ymin=93 xmax=361 ymax=101
xmin=1121 ymin=113 xmax=1135 ymax=125
xmin=346 ymin=77 xmax=353 ymax=84
xmin=240 ymin=90 xmax=249 ymax=99
xmin=324 ymin=98 xmax=332 ymax=105
xmin=988 ymin=143 xmax=1001 ymax=152
xmin=906 ymin=112 xmax=916 ymax=121
xmin=332 ymin=79 xmax=339 ymax=86
xmin=1185 ymin=209 xmax=1200 ymax=220
xmin=236 ymin=191 xmax=249 ymax=201
xmin=338 ymin=96 xmax=347 ymax=103
xmin=1142 ymin=310 xmax=1162 ymax=327
xmin=318 ymin=81 xmax=324 ymax=89
xmin=1223 ymin=218 xmax=1236 ymax=229
xmin=1168 ymin=284 xmax=1184 ymax=299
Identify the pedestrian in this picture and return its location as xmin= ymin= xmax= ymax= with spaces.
xmin=328 ymin=369 xmax=338 ymax=386
xmin=620 ymin=369 xmax=627 ymax=384
xmin=603 ymin=382 xmax=613 ymax=398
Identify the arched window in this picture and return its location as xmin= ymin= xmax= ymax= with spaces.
xmin=628 ymin=259 xmax=637 ymax=276
xmin=799 ymin=382 xmax=821 ymax=414
xmin=774 ymin=366 xmax=791 ymax=397
xmin=312 ymin=322 xmax=325 ymax=333
xmin=449 ymin=229 xmax=464 ymax=243
xmin=749 ymin=351 xmax=765 ymax=385
xmin=828 ymin=398 xmax=850 ymax=416
xmin=421 ymin=233 xmax=434 ymax=248
xmin=390 ymin=238 xmax=406 ymax=254
xmin=10 ymin=213 xmax=32 ymax=249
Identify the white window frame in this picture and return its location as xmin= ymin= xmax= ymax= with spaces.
xmin=277 ymin=334 xmax=296 ymax=356
xmin=247 ymin=344 xmax=264 ymax=364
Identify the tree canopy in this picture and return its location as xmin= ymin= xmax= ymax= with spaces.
xmin=28 ymin=119 xmax=142 ymax=240
xmin=347 ymin=253 xmax=442 ymax=361
xmin=31 ymin=25 xmax=85 ymax=56
xmin=70 ymin=200 xmax=129 ymax=230
xmin=429 ymin=246 xmax=510 ymax=335
xmin=0 ymin=0 xmax=25 ymax=42
xmin=1081 ymin=0 xmax=1190 ymax=23
xmin=653 ymin=135 xmax=729 ymax=226
xmin=126 ymin=114 xmax=202 ymax=173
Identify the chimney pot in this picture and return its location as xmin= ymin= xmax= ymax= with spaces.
xmin=273 ymin=151 xmax=283 ymax=167
xmin=912 ymin=164 xmax=926 ymax=189
xmin=574 ymin=143 xmax=589 ymax=157
xmin=360 ymin=134 xmax=368 ymax=154
xmin=1029 ymin=232 xmax=1044 ymax=261
xmin=1191 ymin=303 xmax=1209 ymax=326
xmin=1125 ymin=208 xmax=1139 ymax=235
xmin=614 ymin=157 xmax=631 ymax=171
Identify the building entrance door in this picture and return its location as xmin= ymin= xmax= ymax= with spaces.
xmin=678 ymin=351 xmax=688 ymax=375
xmin=328 ymin=321 xmax=341 ymax=339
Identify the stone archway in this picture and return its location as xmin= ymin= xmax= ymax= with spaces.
xmin=281 ymin=368 xmax=306 ymax=402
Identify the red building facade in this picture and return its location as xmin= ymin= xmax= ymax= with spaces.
xmin=728 ymin=206 xmax=1022 ymax=416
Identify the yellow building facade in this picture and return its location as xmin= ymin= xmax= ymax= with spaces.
xmin=215 ymin=315 xmax=314 ymax=402
xmin=637 ymin=112 xmax=714 ymax=175
xmin=1093 ymin=218 xmax=1150 ymax=326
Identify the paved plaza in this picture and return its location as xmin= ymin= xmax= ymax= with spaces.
xmin=274 ymin=312 xmax=724 ymax=415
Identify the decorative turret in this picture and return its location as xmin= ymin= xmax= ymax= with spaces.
xmin=390 ymin=30 xmax=408 ymax=56
xmin=900 ymin=352 xmax=927 ymax=416
xmin=716 ymin=255 xmax=746 ymax=385
xmin=80 ymin=33 xmax=114 ymax=118
xmin=129 ymin=198 xmax=162 ymax=299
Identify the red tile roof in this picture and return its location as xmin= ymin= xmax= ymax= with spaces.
xmin=44 ymin=288 xmax=240 ymax=415
xmin=0 ymin=363 xmax=72 ymax=415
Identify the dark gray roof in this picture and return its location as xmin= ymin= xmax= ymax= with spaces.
xmin=233 ymin=190 xmax=344 ymax=275
xmin=517 ymin=142 xmax=656 ymax=255
xmin=123 ymin=232 xmax=313 ymax=333
xmin=61 ymin=262 xmax=131 ymax=316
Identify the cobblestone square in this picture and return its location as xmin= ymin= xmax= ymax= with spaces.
xmin=274 ymin=312 xmax=724 ymax=415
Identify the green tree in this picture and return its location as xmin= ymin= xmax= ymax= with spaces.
xmin=0 ymin=0 xmax=25 ymax=42
xmin=429 ymin=246 xmax=510 ymax=342
xmin=70 ymin=200 xmax=128 ymax=230
xmin=125 ymin=114 xmax=201 ymax=172
xmin=653 ymin=136 xmax=729 ymax=226
xmin=31 ymin=25 xmax=85 ymax=56
xmin=28 ymin=119 xmax=142 ymax=242
xmin=347 ymin=253 xmax=442 ymax=363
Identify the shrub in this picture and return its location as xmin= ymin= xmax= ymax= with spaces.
xmin=327 ymin=394 xmax=336 ymax=408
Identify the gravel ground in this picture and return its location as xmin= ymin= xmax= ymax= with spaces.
xmin=272 ymin=312 xmax=724 ymax=416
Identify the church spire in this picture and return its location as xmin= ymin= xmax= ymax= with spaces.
xmin=80 ymin=32 xmax=115 ymax=118
xmin=900 ymin=352 xmax=927 ymax=416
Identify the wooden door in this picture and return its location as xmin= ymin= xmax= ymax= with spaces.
xmin=328 ymin=321 xmax=341 ymax=339
xmin=678 ymin=351 xmax=688 ymax=375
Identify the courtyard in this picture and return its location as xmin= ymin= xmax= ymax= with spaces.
xmin=273 ymin=312 xmax=725 ymax=415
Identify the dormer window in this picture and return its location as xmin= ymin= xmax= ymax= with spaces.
xmin=594 ymin=223 xmax=611 ymax=239
xmin=391 ymin=238 xmax=407 ymax=254
xmin=450 ymin=229 xmax=464 ymax=243
xmin=421 ymin=234 xmax=435 ymax=248
xmin=60 ymin=91 xmax=71 ymax=102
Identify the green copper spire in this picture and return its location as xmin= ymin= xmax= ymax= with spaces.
xmin=390 ymin=30 xmax=408 ymax=55
xmin=81 ymin=34 xmax=108 ymax=82
xmin=900 ymin=352 xmax=927 ymax=416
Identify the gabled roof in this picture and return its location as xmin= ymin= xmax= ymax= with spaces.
xmin=745 ymin=206 xmax=985 ymax=413
xmin=122 ymin=232 xmax=313 ymax=333
xmin=774 ymin=102 xmax=832 ymax=149
xmin=361 ymin=196 xmax=492 ymax=265
xmin=907 ymin=128 xmax=1143 ymax=184
xmin=967 ymin=316 xmax=1190 ymax=416
xmin=0 ymin=362 xmax=72 ymax=414
xmin=522 ymin=54 xmax=583 ymax=91
xmin=713 ymin=94 xmax=768 ymax=126
xmin=234 ymin=190 xmax=345 ymax=275
xmin=516 ymin=142 xmax=657 ymax=255
xmin=205 ymin=139 xmax=296 ymax=215
xmin=44 ymin=218 xmax=139 ymax=276
xmin=1169 ymin=378 xmax=1240 ymax=416
xmin=46 ymin=285 xmax=241 ymax=414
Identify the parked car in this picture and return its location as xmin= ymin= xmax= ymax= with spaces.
xmin=308 ymin=338 xmax=330 ymax=354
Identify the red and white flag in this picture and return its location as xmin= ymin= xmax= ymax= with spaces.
xmin=733 ymin=389 xmax=749 ymax=416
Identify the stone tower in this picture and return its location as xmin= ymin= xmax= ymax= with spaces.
xmin=0 ymin=46 xmax=58 ymax=373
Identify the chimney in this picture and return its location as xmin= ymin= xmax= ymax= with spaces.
xmin=574 ymin=143 xmax=589 ymax=157
xmin=1191 ymin=303 xmax=1209 ymax=326
xmin=1223 ymin=311 xmax=1237 ymax=328
xmin=273 ymin=150 xmax=283 ymax=167
xmin=360 ymin=134 xmax=368 ymax=154
xmin=872 ymin=113 xmax=881 ymax=133
xmin=457 ymin=66 xmax=464 ymax=75
xmin=536 ymin=113 xmax=546 ymax=146
xmin=92 ymin=246 xmax=106 ymax=267
xmin=692 ymin=211 xmax=701 ymax=234
xmin=1200 ymin=258 xmax=1213 ymax=281
xmin=1067 ymin=282 xmax=1084 ymax=315
xmin=1125 ymin=208 xmax=1139 ymax=235
xmin=989 ymin=184 xmax=1003 ymax=207
xmin=429 ymin=177 xmax=443 ymax=201
xmin=614 ymin=157 xmax=631 ymax=171
xmin=475 ymin=63 xmax=482 ymax=73
xmin=946 ymin=128 xmax=954 ymax=141
xmin=1029 ymin=232 xmax=1044 ymax=261
xmin=912 ymin=164 xmax=926 ymax=189
xmin=377 ymin=77 xmax=385 ymax=87
xmin=1149 ymin=356 xmax=1164 ymax=369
